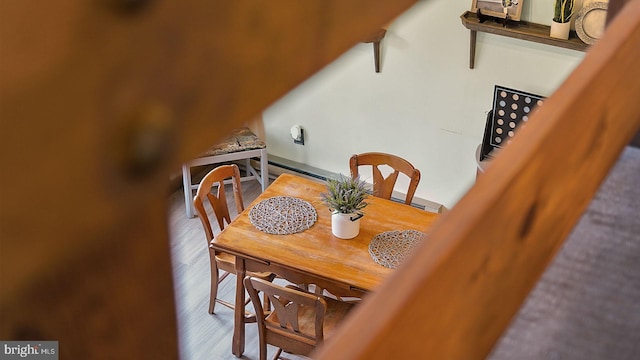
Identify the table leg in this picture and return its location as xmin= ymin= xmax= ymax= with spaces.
xmin=232 ymin=258 xmax=246 ymax=357
xmin=259 ymin=148 xmax=268 ymax=192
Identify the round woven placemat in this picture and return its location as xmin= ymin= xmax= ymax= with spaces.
xmin=368 ymin=230 xmax=425 ymax=269
xmin=249 ymin=196 xmax=317 ymax=235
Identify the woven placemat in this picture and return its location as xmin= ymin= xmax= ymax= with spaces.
xmin=249 ymin=196 xmax=317 ymax=235
xmin=368 ymin=230 xmax=425 ymax=269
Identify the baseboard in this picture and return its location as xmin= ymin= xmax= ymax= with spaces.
xmin=266 ymin=155 xmax=333 ymax=182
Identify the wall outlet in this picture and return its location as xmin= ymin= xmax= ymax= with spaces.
xmin=294 ymin=129 xmax=304 ymax=145
xmin=291 ymin=125 xmax=304 ymax=145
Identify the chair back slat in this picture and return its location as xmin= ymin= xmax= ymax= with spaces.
xmin=245 ymin=277 xmax=330 ymax=358
xmin=194 ymin=164 xmax=245 ymax=236
xmin=350 ymin=152 xmax=421 ymax=205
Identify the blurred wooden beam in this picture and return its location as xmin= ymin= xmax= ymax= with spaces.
xmin=315 ymin=0 xmax=640 ymax=358
xmin=607 ymin=0 xmax=633 ymax=23
xmin=0 ymin=1 xmax=416 ymax=358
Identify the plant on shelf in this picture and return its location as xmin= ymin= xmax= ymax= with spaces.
xmin=321 ymin=174 xmax=369 ymax=215
xmin=321 ymin=174 xmax=369 ymax=239
xmin=550 ymin=0 xmax=574 ymax=40
xmin=553 ymin=0 xmax=574 ymax=23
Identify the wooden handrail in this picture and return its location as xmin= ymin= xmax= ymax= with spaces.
xmin=0 ymin=1 xmax=417 ymax=358
xmin=315 ymin=0 xmax=640 ymax=358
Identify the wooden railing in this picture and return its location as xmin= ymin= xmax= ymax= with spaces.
xmin=0 ymin=1 xmax=416 ymax=358
xmin=316 ymin=0 xmax=640 ymax=358
xmin=1 ymin=0 xmax=639 ymax=359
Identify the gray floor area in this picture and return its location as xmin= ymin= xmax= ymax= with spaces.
xmin=488 ymin=146 xmax=640 ymax=360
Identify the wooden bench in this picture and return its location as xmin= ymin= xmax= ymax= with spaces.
xmin=181 ymin=127 xmax=268 ymax=218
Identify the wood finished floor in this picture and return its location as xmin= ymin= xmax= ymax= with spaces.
xmin=168 ymin=177 xmax=307 ymax=360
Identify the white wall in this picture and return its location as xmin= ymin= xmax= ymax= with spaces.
xmin=262 ymin=0 xmax=585 ymax=209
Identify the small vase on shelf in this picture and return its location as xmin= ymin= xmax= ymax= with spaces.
xmin=550 ymin=20 xmax=571 ymax=40
xmin=550 ymin=0 xmax=574 ymax=40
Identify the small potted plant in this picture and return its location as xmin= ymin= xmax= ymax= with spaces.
xmin=551 ymin=0 xmax=574 ymax=40
xmin=321 ymin=174 xmax=369 ymax=239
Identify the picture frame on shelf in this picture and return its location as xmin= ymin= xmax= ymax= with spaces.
xmin=479 ymin=85 xmax=545 ymax=161
xmin=472 ymin=0 xmax=523 ymax=22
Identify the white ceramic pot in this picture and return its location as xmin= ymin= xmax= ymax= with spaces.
xmin=550 ymin=20 xmax=571 ymax=40
xmin=331 ymin=213 xmax=362 ymax=239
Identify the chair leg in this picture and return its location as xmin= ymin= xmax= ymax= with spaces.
xmin=260 ymin=148 xmax=268 ymax=192
xmin=182 ymin=163 xmax=195 ymax=218
xmin=209 ymin=263 xmax=219 ymax=314
xmin=263 ymin=291 xmax=271 ymax=313
xmin=271 ymin=348 xmax=282 ymax=360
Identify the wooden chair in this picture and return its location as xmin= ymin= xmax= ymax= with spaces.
xmin=244 ymin=277 xmax=355 ymax=360
xmin=349 ymin=152 xmax=421 ymax=205
xmin=194 ymin=164 xmax=274 ymax=314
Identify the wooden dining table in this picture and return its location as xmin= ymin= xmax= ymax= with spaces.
xmin=210 ymin=173 xmax=440 ymax=357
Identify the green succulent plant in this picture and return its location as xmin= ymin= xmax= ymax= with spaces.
xmin=554 ymin=0 xmax=574 ymax=23
xmin=320 ymin=174 xmax=369 ymax=215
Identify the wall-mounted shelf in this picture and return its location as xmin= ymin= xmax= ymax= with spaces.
xmin=460 ymin=11 xmax=589 ymax=69
xmin=362 ymin=29 xmax=387 ymax=73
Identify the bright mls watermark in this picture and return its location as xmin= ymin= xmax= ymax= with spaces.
xmin=0 ymin=341 xmax=58 ymax=360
